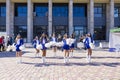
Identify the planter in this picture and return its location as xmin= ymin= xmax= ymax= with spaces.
xmin=109 ymin=32 xmax=120 ymax=52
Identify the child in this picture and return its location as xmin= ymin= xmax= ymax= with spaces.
xmin=51 ymin=33 xmax=57 ymax=57
xmin=62 ymin=34 xmax=70 ymax=63
xmin=84 ymin=33 xmax=93 ymax=63
xmin=15 ymin=34 xmax=24 ymax=63
xmin=40 ymin=33 xmax=48 ymax=64
xmin=69 ymin=34 xmax=75 ymax=57
xmin=32 ymin=36 xmax=40 ymax=57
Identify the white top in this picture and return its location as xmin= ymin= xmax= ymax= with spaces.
xmin=52 ymin=37 xmax=56 ymax=42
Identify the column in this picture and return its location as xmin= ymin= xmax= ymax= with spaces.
xmin=6 ymin=0 xmax=11 ymax=37
xmin=27 ymin=0 xmax=33 ymax=42
xmin=109 ymin=0 xmax=114 ymax=29
xmin=88 ymin=0 xmax=94 ymax=35
xmin=10 ymin=3 xmax=14 ymax=37
xmin=106 ymin=0 xmax=114 ymax=41
xmin=106 ymin=4 xmax=110 ymax=41
xmin=69 ymin=0 xmax=73 ymax=36
xmin=48 ymin=0 xmax=52 ymax=37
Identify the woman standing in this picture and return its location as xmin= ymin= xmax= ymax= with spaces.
xmin=62 ymin=34 xmax=70 ymax=63
xmin=40 ymin=33 xmax=48 ymax=64
xmin=84 ymin=33 xmax=93 ymax=63
xmin=51 ymin=33 xmax=57 ymax=57
xmin=69 ymin=34 xmax=75 ymax=57
xmin=15 ymin=34 xmax=24 ymax=63
xmin=32 ymin=36 xmax=40 ymax=57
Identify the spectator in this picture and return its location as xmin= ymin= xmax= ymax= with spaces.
xmin=0 ymin=36 xmax=3 ymax=52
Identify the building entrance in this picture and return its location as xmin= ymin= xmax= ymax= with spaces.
xmin=33 ymin=26 xmax=47 ymax=38
xmin=53 ymin=26 xmax=68 ymax=36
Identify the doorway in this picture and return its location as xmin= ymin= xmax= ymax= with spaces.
xmin=53 ymin=26 xmax=68 ymax=36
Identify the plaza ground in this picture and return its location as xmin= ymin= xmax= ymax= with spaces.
xmin=0 ymin=48 xmax=120 ymax=80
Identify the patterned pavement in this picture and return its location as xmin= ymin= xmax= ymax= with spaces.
xmin=0 ymin=48 xmax=120 ymax=80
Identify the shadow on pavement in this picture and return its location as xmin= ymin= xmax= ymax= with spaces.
xmin=20 ymin=61 xmax=120 ymax=68
xmin=0 ymin=51 xmax=30 ymax=58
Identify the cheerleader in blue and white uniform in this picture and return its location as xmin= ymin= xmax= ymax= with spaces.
xmin=69 ymin=34 xmax=76 ymax=57
xmin=40 ymin=33 xmax=48 ymax=64
xmin=51 ymin=33 xmax=57 ymax=57
xmin=32 ymin=36 xmax=40 ymax=57
xmin=84 ymin=33 xmax=93 ymax=63
xmin=62 ymin=34 xmax=70 ymax=63
xmin=15 ymin=34 xmax=24 ymax=63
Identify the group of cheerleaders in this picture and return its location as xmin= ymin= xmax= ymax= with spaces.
xmin=15 ymin=33 xmax=93 ymax=64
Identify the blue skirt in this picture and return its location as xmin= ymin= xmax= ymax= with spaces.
xmin=41 ymin=44 xmax=47 ymax=50
xmin=33 ymin=45 xmax=36 ymax=48
xmin=16 ymin=45 xmax=21 ymax=51
xmin=70 ymin=43 xmax=74 ymax=48
xmin=85 ymin=44 xmax=90 ymax=49
xmin=63 ymin=44 xmax=70 ymax=50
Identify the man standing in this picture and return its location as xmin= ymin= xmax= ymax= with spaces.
xmin=0 ymin=36 xmax=3 ymax=52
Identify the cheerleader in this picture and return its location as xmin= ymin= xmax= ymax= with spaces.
xmin=84 ymin=33 xmax=93 ymax=63
xmin=62 ymin=34 xmax=70 ymax=63
xmin=40 ymin=33 xmax=48 ymax=64
xmin=69 ymin=34 xmax=75 ymax=57
xmin=15 ymin=34 xmax=24 ymax=63
xmin=50 ymin=33 xmax=57 ymax=57
xmin=32 ymin=36 xmax=40 ymax=57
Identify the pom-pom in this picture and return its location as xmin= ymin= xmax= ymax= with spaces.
xmin=36 ymin=44 xmax=43 ymax=49
xmin=6 ymin=45 xmax=11 ymax=51
xmin=19 ymin=45 xmax=25 ymax=50
xmin=89 ymin=43 xmax=95 ymax=49
xmin=45 ymin=43 xmax=51 ymax=48
xmin=49 ymin=41 xmax=57 ymax=46
xmin=56 ymin=42 xmax=64 ymax=47
xmin=11 ymin=43 xmax=16 ymax=51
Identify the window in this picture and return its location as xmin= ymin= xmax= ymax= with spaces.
xmin=14 ymin=26 xmax=27 ymax=38
xmin=0 ymin=4 xmax=6 ymax=16
xmin=53 ymin=4 xmax=68 ymax=17
xmin=15 ymin=4 xmax=27 ymax=17
xmin=34 ymin=4 xmax=48 ymax=17
xmin=94 ymin=26 xmax=106 ymax=40
xmin=74 ymin=26 xmax=87 ymax=38
xmin=73 ymin=4 xmax=87 ymax=17
xmin=0 ymin=26 xmax=6 ymax=32
xmin=114 ymin=5 xmax=120 ymax=17
xmin=94 ymin=4 xmax=106 ymax=17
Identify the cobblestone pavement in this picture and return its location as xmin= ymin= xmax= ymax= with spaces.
xmin=0 ymin=48 xmax=120 ymax=80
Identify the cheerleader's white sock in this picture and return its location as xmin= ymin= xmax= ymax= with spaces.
xmin=54 ymin=52 xmax=56 ymax=57
xmin=88 ymin=55 xmax=91 ymax=62
xmin=67 ymin=57 xmax=69 ymax=63
xmin=19 ymin=57 xmax=22 ymax=63
xmin=64 ymin=57 xmax=67 ymax=63
xmin=71 ymin=52 xmax=73 ymax=57
xmin=42 ymin=57 xmax=46 ymax=63
xmin=86 ymin=54 xmax=89 ymax=62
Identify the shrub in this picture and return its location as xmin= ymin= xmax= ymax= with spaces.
xmin=110 ymin=28 xmax=120 ymax=33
